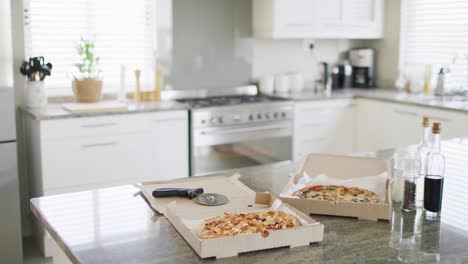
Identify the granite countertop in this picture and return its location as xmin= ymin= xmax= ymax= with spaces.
xmin=282 ymin=88 xmax=468 ymax=114
xmin=23 ymin=89 xmax=468 ymax=120
xmin=30 ymin=138 xmax=468 ymax=264
xmin=22 ymin=100 xmax=190 ymax=120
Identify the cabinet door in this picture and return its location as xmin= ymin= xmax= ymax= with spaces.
xmin=342 ymin=0 xmax=383 ymax=38
xmin=313 ymin=0 xmax=344 ymax=36
xmin=42 ymin=133 xmax=153 ymax=191
xmin=422 ymin=108 xmax=468 ymax=140
xmin=385 ymin=104 xmax=421 ymax=149
xmin=294 ymin=99 xmax=355 ymax=161
xmin=274 ymin=0 xmax=318 ymax=37
xmin=356 ymin=99 xmax=388 ymax=152
xmin=148 ymin=112 xmax=189 ymax=180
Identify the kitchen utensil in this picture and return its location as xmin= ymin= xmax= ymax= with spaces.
xmin=316 ymin=62 xmax=329 ymax=93
xmin=152 ymin=187 xmax=204 ymax=199
xmin=193 ymin=193 xmax=229 ymax=206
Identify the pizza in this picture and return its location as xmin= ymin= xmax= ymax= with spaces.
xmin=292 ymin=185 xmax=380 ymax=204
xmin=198 ymin=210 xmax=300 ymax=239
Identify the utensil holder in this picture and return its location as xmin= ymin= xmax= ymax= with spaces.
xmin=26 ymin=81 xmax=47 ymax=107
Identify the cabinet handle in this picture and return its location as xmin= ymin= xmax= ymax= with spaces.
xmin=82 ymin=141 xmax=117 ymax=148
xmin=81 ymin=122 xmax=117 ymax=128
xmin=153 ymin=118 xmax=184 ymax=123
xmin=394 ymin=109 xmax=417 ymax=116
xmin=426 ymin=115 xmax=452 ymax=123
xmin=285 ymin=23 xmax=313 ymax=27
xmin=302 ymin=137 xmax=327 ymax=143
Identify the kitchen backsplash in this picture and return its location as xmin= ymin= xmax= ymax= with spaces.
xmin=163 ymin=0 xmax=362 ymax=91
xmin=168 ymin=0 xmax=253 ymax=90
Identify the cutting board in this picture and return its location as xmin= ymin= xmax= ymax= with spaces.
xmin=62 ymin=101 xmax=128 ymax=113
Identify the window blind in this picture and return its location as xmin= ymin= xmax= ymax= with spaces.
xmin=24 ymin=0 xmax=157 ymax=94
xmin=400 ymin=0 xmax=468 ymax=91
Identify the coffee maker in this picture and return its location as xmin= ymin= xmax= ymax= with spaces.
xmin=349 ymin=48 xmax=375 ymax=88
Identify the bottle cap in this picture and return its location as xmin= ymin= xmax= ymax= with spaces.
xmin=432 ymin=122 xmax=441 ymax=134
xmin=422 ymin=116 xmax=430 ymax=127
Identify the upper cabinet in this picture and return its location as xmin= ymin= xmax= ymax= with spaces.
xmin=253 ymin=0 xmax=384 ymax=39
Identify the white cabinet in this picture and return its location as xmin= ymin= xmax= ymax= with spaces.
xmin=384 ymin=103 xmax=422 ymax=149
xmin=148 ymin=111 xmax=189 ymax=181
xmin=293 ymin=99 xmax=355 ymax=161
xmin=253 ymin=0 xmax=384 ymax=39
xmin=355 ymin=99 xmax=386 ymax=152
xmin=421 ymin=108 xmax=468 ymax=140
xmin=26 ymin=110 xmax=189 ymax=195
xmin=356 ymin=98 xmax=468 ymax=152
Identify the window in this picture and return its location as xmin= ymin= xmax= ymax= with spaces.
xmin=400 ymin=0 xmax=468 ymax=91
xmin=25 ymin=0 xmax=157 ymax=95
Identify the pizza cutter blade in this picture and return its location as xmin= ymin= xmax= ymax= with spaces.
xmin=193 ymin=193 xmax=229 ymax=206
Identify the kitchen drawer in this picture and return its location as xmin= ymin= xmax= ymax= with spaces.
xmin=144 ymin=110 xmax=187 ymax=122
xmin=41 ymin=114 xmax=149 ymax=140
xmin=295 ymin=99 xmax=355 ymax=123
xmin=421 ymin=108 xmax=468 ymax=140
xmin=41 ymin=132 xmax=152 ymax=190
xmin=295 ymin=122 xmax=335 ymax=139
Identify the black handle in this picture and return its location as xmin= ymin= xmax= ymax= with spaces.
xmin=152 ymin=188 xmax=204 ymax=199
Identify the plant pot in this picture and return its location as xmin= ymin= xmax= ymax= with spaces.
xmin=72 ymin=79 xmax=103 ymax=102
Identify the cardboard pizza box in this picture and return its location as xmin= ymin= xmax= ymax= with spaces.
xmin=280 ymin=154 xmax=392 ymax=221
xmin=141 ymin=175 xmax=324 ymax=259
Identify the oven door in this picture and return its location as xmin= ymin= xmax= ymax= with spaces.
xmin=192 ymin=121 xmax=292 ymax=176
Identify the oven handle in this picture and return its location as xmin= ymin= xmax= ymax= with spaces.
xmin=199 ymin=123 xmax=291 ymax=135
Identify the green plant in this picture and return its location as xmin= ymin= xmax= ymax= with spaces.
xmin=73 ymin=37 xmax=101 ymax=80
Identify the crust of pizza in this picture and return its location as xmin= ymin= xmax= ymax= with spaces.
xmin=198 ymin=211 xmax=300 ymax=239
xmin=292 ymin=185 xmax=380 ymax=204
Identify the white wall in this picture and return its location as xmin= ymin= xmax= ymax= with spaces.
xmin=252 ymin=39 xmax=355 ymax=90
xmin=359 ymin=0 xmax=401 ymax=89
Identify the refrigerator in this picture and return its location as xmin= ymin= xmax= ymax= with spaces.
xmin=0 ymin=0 xmax=23 ymax=263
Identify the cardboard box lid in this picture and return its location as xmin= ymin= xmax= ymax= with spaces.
xmin=294 ymin=154 xmax=390 ymax=180
xmin=141 ymin=175 xmax=257 ymax=218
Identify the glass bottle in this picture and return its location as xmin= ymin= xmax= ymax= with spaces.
xmin=415 ymin=117 xmax=432 ymax=208
xmin=424 ymin=123 xmax=445 ymax=220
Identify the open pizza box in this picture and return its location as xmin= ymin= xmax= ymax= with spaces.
xmin=280 ymin=154 xmax=392 ymax=221
xmin=141 ymin=175 xmax=324 ymax=259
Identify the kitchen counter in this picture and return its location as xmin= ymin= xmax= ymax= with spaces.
xmin=21 ymin=100 xmax=190 ymax=120
xmin=30 ymin=138 xmax=468 ymax=264
xmin=23 ymin=89 xmax=468 ymax=120
xmin=285 ymin=88 xmax=468 ymax=114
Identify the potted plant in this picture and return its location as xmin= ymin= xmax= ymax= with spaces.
xmin=72 ymin=37 xmax=102 ymax=102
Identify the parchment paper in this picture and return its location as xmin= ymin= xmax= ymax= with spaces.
xmin=280 ymin=171 xmax=388 ymax=203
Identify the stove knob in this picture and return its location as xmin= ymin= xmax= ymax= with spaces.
xmin=201 ymin=119 xmax=206 ymax=124
xmin=257 ymin=113 xmax=262 ymax=120
xmin=281 ymin=112 xmax=287 ymax=118
xmin=264 ymin=113 xmax=270 ymax=119
xmin=210 ymin=117 xmax=216 ymax=124
xmin=218 ymin=117 xmax=223 ymax=124
xmin=248 ymin=114 xmax=254 ymax=121
xmin=273 ymin=112 xmax=278 ymax=119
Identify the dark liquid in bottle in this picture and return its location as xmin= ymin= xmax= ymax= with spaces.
xmin=424 ymin=175 xmax=444 ymax=212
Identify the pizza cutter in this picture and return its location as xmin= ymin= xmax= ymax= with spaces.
xmin=152 ymin=188 xmax=229 ymax=206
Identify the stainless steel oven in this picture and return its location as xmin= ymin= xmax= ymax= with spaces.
xmin=190 ymin=102 xmax=293 ymax=176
